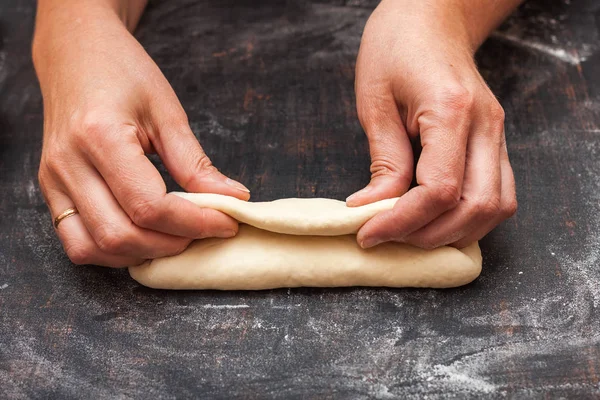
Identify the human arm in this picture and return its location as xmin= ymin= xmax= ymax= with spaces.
xmin=33 ymin=0 xmax=250 ymax=267
xmin=349 ymin=0 xmax=521 ymax=249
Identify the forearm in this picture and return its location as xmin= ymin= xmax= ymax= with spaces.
xmin=33 ymin=0 xmax=146 ymax=63
xmin=378 ymin=0 xmax=523 ymax=53
xmin=35 ymin=0 xmax=147 ymax=33
xmin=458 ymin=0 xmax=523 ymax=49
xmin=33 ymin=0 xmax=148 ymax=91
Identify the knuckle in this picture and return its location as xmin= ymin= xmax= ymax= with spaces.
xmin=420 ymin=84 xmax=475 ymax=128
xmin=487 ymin=102 xmax=506 ymax=138
xmin=76 ymin=111 xmax=138 ymax=148
xmin=65 ymin=241 xmax=95 ymax=265
xmin=370 ymin=158 xmax=412 ymax=182
xmin=436 ymin=83 xmax=475 ymax=113
xmin=503 ymin=196 xmax=518 ymax=218
xmin=131 ymin=197 xmax=162 ymax=228
xmin=471 ymin=196 xmax=501 ymax=218
xmin=78 ymin=114 xmax=112 ymax=142
xmin=431 ymin=182 xmax=461 ymax=209
xmin=37 ymin=170 xmax=51 ymax=202
xmin=96 ymin=225 xmax=133 ymax=254
xmin=489 ymin=102 xmax=506 ymax=126
xmin=193 ymin=208 xmax=215 ymax=238
xmin=370 ymin=158 xmax=395 ymax=176
xmin=192 ymin=153 xmax=217 ymax=178
xmin=37 ymin=164 xmax=49 ymax=186
xmin=193 ymin=208 xmax=238 ymax=239
xmin=42 ymin=145 xmax=70 ymax=174
xmin=79 ymin=109 xmax=115 ymax=133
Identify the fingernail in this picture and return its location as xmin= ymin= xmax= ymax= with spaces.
xmin=217 ymin=229 xmax=237 ymax=238
xmin=346 ymin=186 xmax=371 ymax=203
xmin=360 ymin=237 xmax=383 ymax=249
xmin=346 ymin=193 xmax=358 ymax=203
xmin=225 ymin=178 xmax=250 ymax=193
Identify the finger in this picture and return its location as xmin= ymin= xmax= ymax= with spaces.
xmin=357 ymin=106 xmax=470 ymax=248
xmin=347 ymin=84 xmax=413 ymax=207
xmin=45 ymin=185 xmax=143 ymax=267
xmin=151 ymin=114 xmax=250 ymax=200
xmin=82 ymin=124 xmax=239 ymax=238
xmin=453 ymin=145 xmax=517 ymax=248
xmin=402 ymin=128 xmax=502 ymax=249
xmin=60 ymin=159 xmax=194 ymax=259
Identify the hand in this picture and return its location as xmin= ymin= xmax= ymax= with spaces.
xmin=34 ymin=3 xmax=250 ymax=267
xmin=348 ymin=0 xmax=517 ymax=249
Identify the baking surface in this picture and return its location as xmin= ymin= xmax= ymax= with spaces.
xmin=1 ymin=0 xmax=599 ymax=398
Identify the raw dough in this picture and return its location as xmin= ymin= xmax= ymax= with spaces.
xmin=129 ymin=193 xmax=482 ymax=290
xmin=173 ymin=192 xmax=399 ymax=236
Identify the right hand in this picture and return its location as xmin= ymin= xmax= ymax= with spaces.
xmin=34 ymin=5 xmax=250 ymax=267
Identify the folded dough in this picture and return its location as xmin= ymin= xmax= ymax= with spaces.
xmin=129 ymin=193 xmax=482 ymax=290
xmin=173 ymin=192 xmax=399 ymax=236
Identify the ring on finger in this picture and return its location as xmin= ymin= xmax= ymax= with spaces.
xmin=54 ymin=207 xmax=79 ymax=229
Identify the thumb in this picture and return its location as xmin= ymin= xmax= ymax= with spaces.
xmin=347 ymin=92 xmax=413 ymax=207
xmin=153 ymin=118 xmax=250 ymax=200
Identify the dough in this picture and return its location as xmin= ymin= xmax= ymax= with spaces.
xmin=129 ymin=194 xmax=482 ymax=290
xmin=173 ymin=192 xmax=399 ymax=236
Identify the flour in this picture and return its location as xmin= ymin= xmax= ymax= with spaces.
xmin=421 ymin=363 xmax=497 ymax=394
xmin=201 ymin=304 xmax=250 ymax=309
xmin=492 ymin=32 xmax=590 ymax=65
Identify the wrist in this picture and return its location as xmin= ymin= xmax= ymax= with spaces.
xmin=376 ymin=0 xmax=521 ymax=53
xmin=375 ymin=0 xmax=475 ymax=54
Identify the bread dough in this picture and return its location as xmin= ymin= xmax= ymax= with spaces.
xmin=130 ymin=224 xmax=481 ymax=290
xmin=173 ymin=192 xmax=399 ymax=236
xmin=129 ymin=193 xmax=482 ymax=290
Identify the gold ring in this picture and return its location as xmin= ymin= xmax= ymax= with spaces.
xmin=54 ymin=207 xmax=79 ymax=229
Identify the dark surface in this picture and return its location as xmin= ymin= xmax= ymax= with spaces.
xmin=1 ymin=0 xmax=599 ymax=398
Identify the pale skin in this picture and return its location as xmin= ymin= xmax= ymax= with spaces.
xmin=33 ymin=0 xmax=520 ymax=267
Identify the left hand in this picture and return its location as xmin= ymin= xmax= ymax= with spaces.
xmin=348 ymin=0 xmax=517 ymax=249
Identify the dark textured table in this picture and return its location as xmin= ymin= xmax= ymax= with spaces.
xmin=1 ymin=0 xmax=599 ymax=398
